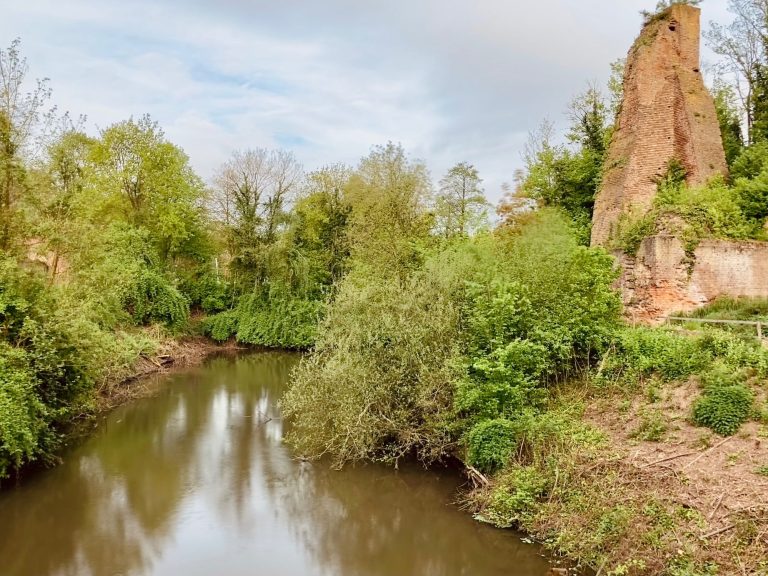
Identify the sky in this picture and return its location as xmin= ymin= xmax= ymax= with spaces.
xmin=2 ymin=0 xmax=735 ymax=203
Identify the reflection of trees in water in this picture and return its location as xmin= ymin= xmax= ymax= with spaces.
xmin=274 ymin=461 xmax=552 ymax=576
xmin=0 ymin=351 xmax=548 ymax=576
xmin=0 ymin=352 xmax=300 ymax=576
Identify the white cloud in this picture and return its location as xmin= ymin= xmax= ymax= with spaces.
xmin=2 ymin=0 xmax=735 ymax=201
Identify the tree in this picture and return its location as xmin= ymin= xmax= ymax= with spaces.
xmin=291 ymin=164 xmax=351 ymax=288
xmin=705 ymin=0 xmax=767 ymax=143
xmin=0 ymin=39 xmax=53 ymax=249
xmin=712 ymin=80 xmax=745 ymax=166
xmin=34 ymin=129 xmax=95 ymax=281
xmin=212 ymin=148 xmax=302 ymax=286
xmin=434 ymin=162 xmax=488 ymax=238
xmin=520 ymin=86 xmax=612 ymax=243
xmin=90 ymin=115 xmax=208 ymax=261
xmin=344 ymin=142 xmax=432 ymax=283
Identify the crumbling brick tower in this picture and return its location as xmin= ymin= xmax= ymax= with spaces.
xmin=590 ymin=4 xmax=728 ymax=247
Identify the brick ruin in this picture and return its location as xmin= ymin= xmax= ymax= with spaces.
xmin=591 ymin=4 xmax=728 ymax=247
xmin=591 ymin=4 xmax=768 ymax=323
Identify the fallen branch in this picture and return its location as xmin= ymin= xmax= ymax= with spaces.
xmin=641 ymin=451 xmax=697 ymax=468
xmin=682 ymin=436 xmax=733 ymax=471
xmin=700 ymin=524 xmax=735 ymax=539
xmin=708 ymin=492 xmax=726 ymax=521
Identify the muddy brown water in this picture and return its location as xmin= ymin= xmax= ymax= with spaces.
xmin=0 ymin=352 xmax=554 ymax=576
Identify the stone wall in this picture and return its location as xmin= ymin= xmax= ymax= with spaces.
xmin=591 ymin=5 xmax=728 ymax=246
xmin=617 ymin=236 xmax=768 ymax=323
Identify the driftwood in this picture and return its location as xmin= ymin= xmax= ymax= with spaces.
xmin=466 ymin=465 xmax=490 ymax=488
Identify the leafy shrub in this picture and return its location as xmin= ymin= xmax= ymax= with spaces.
xmin=631 ymin=408 xmax=668 ymax=442
xmin=466 ymin=418 xmax=518 ymax=473
xmin=236 ymin=292 xmax=322 ymax=349
xmin=0 ymin=258 xmax=98 ymax=476
xmin=697 ymin=331 xmax=768 ymax=377
xmin=282 ymin=271 xmax=461 ymax=466
xmin=478 ymin=465 xmax=551 ymax=527
xmin=202 ymin=309 xmax=239 ymax=342
xmin=178 ymin=268 xmax=231 ymax=314
xmin=692 ymin=385 xmax=754 ymax=436
xmin=457 ymin=213 xmax=620 ymax=427
xmin=283 ymin=211 xmax=620 ymax=468
xmin=0 ymin=345 xmax=46 ymax=476
xmin=122 ymin=268 xmax=189 ymax=331
xmin=202 ymin=289 xmax=323 ymax=349
xmin=603 ymin=327 xmax=709 ymax=383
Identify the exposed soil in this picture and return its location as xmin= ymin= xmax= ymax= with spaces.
xmin=96 ymin=336 xmax=246 ymax=410
xmin=584 ymin=379 xmax=768 ymax=572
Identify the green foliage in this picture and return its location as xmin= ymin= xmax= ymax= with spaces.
xmin=618 ymin=174 xmax=759 ymax=255
xmin=0 ymin=344 xmax=45 ymax=475
xmin=631 ymin=408 xmax=668 ymax=442
xmin=618 ymin=214 xmax=657 ymax=256
xmin=685 ymin=296 xmax=768 ymax=321
xmin=71 ymin=224 xmax=191 ymax=330
xmin=466 ymin=418 xmax=518 ymax=473
xmin=89 ymin=115 xmax=209 ymax=261
xmin=692 ymin=384 xmax=754 ymax=436
xmin=283 ymin=210 xmax=620 ymax=469
xmin=282 ymin=269 xmax=461 ymax=466
xmin=202 ymin=309 xmax=238 ymax=342
xmin=479 ymin=465 xmax=550 ymax=527
xmin=123 ymin=267 xmax=189 ymax=331
xmin=202 ymin=288 xmax=323 ymax=349
xmin=235 ymin=291 xmax=322 ymax=349
xmin=434 ymin=162 xmax=488 ymax=237
xmin=713 ymin=82 xmax=745 ymax=167
xmin=178 ymin=268 xmax=231 ymax=314
xmin=0 ymin=257 xmax=97 ymax=476
xmin=600 ymin=327 xmax=709 ymax=383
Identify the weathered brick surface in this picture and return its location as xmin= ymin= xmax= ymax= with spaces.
xmin=591 ymin=5 xmax=728 ymax=246
xmin=617 ymin=236 xmax=768 ymax=323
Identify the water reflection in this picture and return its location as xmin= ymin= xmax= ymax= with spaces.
xmin=0 ymin=352 xmax=550 ymax=576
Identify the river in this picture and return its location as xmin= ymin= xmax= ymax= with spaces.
xmin=0 ymin=352 xmax=554 ymax=576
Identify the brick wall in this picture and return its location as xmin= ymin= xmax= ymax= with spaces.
xmin=617 ymin=236 xmax=768 ymax=323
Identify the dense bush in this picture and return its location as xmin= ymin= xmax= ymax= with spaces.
xmin=70 ymin=224 xmax=191 ymax=330
xmin=601 ymin=327 xmax=709 ymax=383
xmin=283 ymin=211 xmax=621 ymax=467
xmin=282 ymin=270 xmax=461 ymax=466
xmin=123 ymin=268 xmax=189 ymax=331
xmin=178 ymin=268 xmax=231 ymax=314
xmin=0 ymin=344 xmax=45 ymax=475
xmin=466 ymin=418 xmax=518 ymax=473
xmin=0 ymin=259 xmax=96 ymax=477
xmin=202 ymin=289 xmax=323 ymax=349
xmin=692 ymin=384 xmax=754 ymax=436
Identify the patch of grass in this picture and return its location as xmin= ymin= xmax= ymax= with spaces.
xmin=631 ymin=409 xmax=668 ymax=442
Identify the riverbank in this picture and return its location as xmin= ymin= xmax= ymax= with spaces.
xmin=467 ymin=376 xmax=768 ymax=575
xmin=95 ymin=334 xmax=245 ymax=410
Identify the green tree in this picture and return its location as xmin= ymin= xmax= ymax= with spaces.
xmin=705 ymin=0 xmax=767 ymax=143
xmin=434 ymin=162 xmax=488 ymax=238
xmin=713 ymin=81 xmax=745 ymax=167
xmin=290 ymin=164 xmax=351 ymax=289
xmin=344 ymin=142 xmax=432 ymax=283
xmin=212 ymin=148 xmax=302 ymax=288
xmin=32 ymin=130 xmax=96 ymax=281
xmin=90 ymin=115 xmax=208 ymax=261
xmin=521 ymin=86 xmax=611 ymax=243
xmin=0 ymin=39 xmax=53 ymax=250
